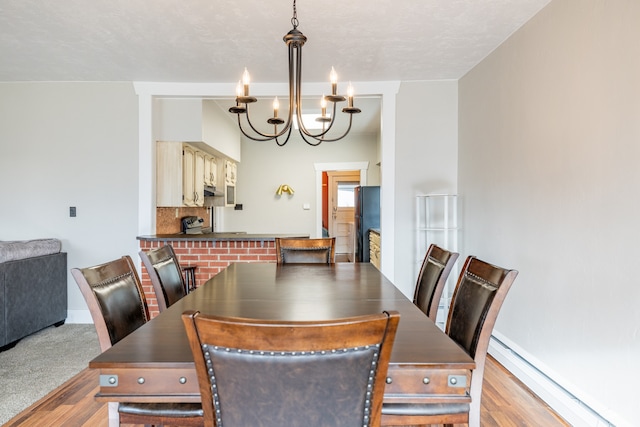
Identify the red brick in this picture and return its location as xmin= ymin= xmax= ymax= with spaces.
xmin=139 ymin=239 xmax=278 ymax=304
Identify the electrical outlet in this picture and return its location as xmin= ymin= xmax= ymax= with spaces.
xmin=69 ymin=206 xmax=76 ymax=217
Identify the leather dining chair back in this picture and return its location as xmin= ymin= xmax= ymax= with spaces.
xmin=139 ymin=244 xmax=187 ymax=312
xmin=275 ymin=237 xmax=336 ymax=264
xmin=71 ymin=255 xmax=148 ymax=352
xmin=182 ymin=309 xmax=400 ymax=427
xmin=413 ymin=244 xmax=459 ymax=321
xmin=445 ymin=256 xmax=518 ymax=426
xmin=382 ymin=256 xmax=518 ymax=427
xmin=71 ymin=256 xmax=203 ymax=427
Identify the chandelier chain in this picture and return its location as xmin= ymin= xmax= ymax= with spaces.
xmin=291 ymin=0 xmax=299 ymax=29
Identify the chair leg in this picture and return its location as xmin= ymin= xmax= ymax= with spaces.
xmin=108 ymin=402 xmax=119 ymax=427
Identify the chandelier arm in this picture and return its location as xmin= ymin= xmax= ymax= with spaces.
xmin=275 ymin=125 xmax=294 ymax=146
xmin=236 ymin=115 xmax=280 ymax=142
xmin=293 ymin=42 xmax=305 ymax=134
xmin=292 ymin=45 xmax=338 ymax=143
xmin=237 ymin=110 xmax=294 ymax=142
xmin=299 ymin=102 xmax=339 ymax=139
xmin=303 ymin=113 xmax=355 ymax=143
xmin=292 ymin=45 xmax=342 ymax=140
xmin=283 ymin=41 xmax=297 ymax=130
xmin=243 ymin=104 xmax=292 ymax=139
xmin=238 ymin=41 xmax=299 ymax=141
xmin=298 ymin=128 xmax=325 ymax=146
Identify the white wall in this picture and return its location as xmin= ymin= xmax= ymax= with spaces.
xmin=224 ymin=132 xmax=380 ymax=236
xmin=393 ymin=81 xmax=459 ymax=297
xmin=458 ymin=1 xmax=640 ymax=425
xmin=0 ymin=82 xmax=140 ymax=322
xmin=202 ymin=100 xmax=241 ymax=162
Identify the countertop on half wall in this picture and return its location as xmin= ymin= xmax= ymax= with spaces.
xmin=137 ymin=233 xmax=310 ymax=243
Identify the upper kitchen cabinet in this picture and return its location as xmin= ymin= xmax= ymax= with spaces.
xmin=225 ymin=159 xmax=237 ymax=186
xmin=155 ymin=98 xmax=241 ymax=163
xmin=157 ymin=141 xmax=211 ymax=207
xmin=204 ymin=154 xmax=218 ymax=188
xmin=157 ymin=141 xmax=183 ymax=207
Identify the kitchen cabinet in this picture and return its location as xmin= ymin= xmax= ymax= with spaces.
xmin=181 ymin=145 xmax=196 ymax=206
xmin=156 ymin=142 xmax=207 ymax=207
xmin=369 ymin=229 xmax=381 ymax=270
xmin=181 ymin=145 xmax=205 ymax=207
xmin=204 ymin=154 xmax=218 ymax=187
xmin=193 ymin=149 xmax=206 ymax=206
xmin=225 ymin=159 xmax=237 ymax=185
xmin=156 ymin=141 xmax=183 ymax=207
xmin=218 ymin=159 xmax=237 ymax=207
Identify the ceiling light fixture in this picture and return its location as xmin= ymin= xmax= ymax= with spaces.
xmin=229 ymin=0 xmax=361 ymax=147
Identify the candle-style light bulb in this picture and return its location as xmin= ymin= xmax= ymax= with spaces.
xmin=242 ymin=68 xmax=250 ymax=96
xmin=321 ymin=95 xmax=327 ymax=117
xmin=347 ymin=82 xmax=354 ymax=107
xmin=330 ymin=67 xmax=338 ymax=95
xmin=273 ymin=96 xmax=279 ymax=117
xmin=235 ymin=81 xmax=243 ymax=98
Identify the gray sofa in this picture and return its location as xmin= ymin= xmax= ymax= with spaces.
xmin=0 ymin=239 xmax=67 ymax=351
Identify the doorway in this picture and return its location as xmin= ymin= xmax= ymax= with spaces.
xmin=326 ymin=171 xmax=361 ymax=261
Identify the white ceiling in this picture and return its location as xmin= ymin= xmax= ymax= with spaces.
xmin=0 ymin=0 xmax=550 ymax=83
xmin=0 ymin=0 xmax=550 ymax=136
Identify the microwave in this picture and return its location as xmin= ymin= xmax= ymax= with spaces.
xmin=225 ymin=184 xmax=235 ymax=207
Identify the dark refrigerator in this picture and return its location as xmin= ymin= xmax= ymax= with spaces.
xmin=354 ymin=185 xmax=380 ymax=262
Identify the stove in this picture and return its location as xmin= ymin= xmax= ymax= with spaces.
xmin=181 ymin=216 xmax=205 ymax=234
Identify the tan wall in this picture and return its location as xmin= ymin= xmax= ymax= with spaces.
xmin=459 ymin=1 xmax=640 ymax=424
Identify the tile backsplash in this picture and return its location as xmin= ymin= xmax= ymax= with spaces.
xmin=156 ymin=207 xmax=211 ymax=234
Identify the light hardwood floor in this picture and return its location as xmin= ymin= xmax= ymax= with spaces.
xmin=5 ymin=355 xmax=569 ymax=427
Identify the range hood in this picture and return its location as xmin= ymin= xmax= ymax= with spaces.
xmin=204 ymin=185 xmax=223 ymax=197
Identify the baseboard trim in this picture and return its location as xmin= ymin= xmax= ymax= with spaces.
xmin=488 ymin=333 xmax=619 ymax=427
xmin=65 ymin=309 xmax=93 ymax=324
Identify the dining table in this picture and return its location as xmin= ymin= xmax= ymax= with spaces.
xmin=89 ymin=262 xmax=475 ymax=407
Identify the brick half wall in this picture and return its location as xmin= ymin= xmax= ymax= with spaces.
xmin=138 ymin=239 xmax=277 ymax=318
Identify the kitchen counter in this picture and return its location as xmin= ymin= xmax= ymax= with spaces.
xmin=137 ymin=233 xmax=309 ymax=242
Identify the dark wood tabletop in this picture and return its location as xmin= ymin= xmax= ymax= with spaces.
xmin=90 ymin=262 xmax=474 ymax=404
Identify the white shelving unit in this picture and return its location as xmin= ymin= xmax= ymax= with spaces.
xmin=415 ymin=194 xmax=459 ymax=328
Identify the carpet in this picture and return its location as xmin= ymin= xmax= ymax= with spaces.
xmin=0 ymin=324 xmax=100 ymax=425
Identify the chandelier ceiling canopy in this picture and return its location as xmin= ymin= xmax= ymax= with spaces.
xmin=229 ymin=0 xmax=361 ymax=146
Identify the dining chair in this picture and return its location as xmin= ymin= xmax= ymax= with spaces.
xmin=275 ymin=237 xmax=336 ymax=264
xmin=382 ymin=255 xmax=518 ymax=427
xmin=139 ymin=244 xmax=188 ymax=312
xmin=182 ymin=309 xmax=400 ymax=427
xmin=413 ymin=244 xmax=459 ymax=321
xmin=71 ymin=256 xmax=203 ymax=427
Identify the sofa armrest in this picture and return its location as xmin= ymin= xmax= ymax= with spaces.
xmin=0 ymin=252 xmax=67 ymax=347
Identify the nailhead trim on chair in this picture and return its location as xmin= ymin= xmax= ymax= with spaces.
xmin=201 ymin=343 xmax=381 ymax=427
xmin=280 ymin=246 xmax=333 ymax=262
xmin=280 ymin=246 xmax=332 ymax=251
xmin=465 ymin=271 xmax=499 ymax=291
xmin=426 ymin=255 xmax=446 ymax=269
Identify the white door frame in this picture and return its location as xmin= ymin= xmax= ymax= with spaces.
xmin=134 ymin=81 xmax=399 ymax=282
xmin=314 ymin=162 xmax=369 ymax=239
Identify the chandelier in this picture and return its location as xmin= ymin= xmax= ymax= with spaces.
xmin=229 ymin=0 xmax=361 ymax=146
